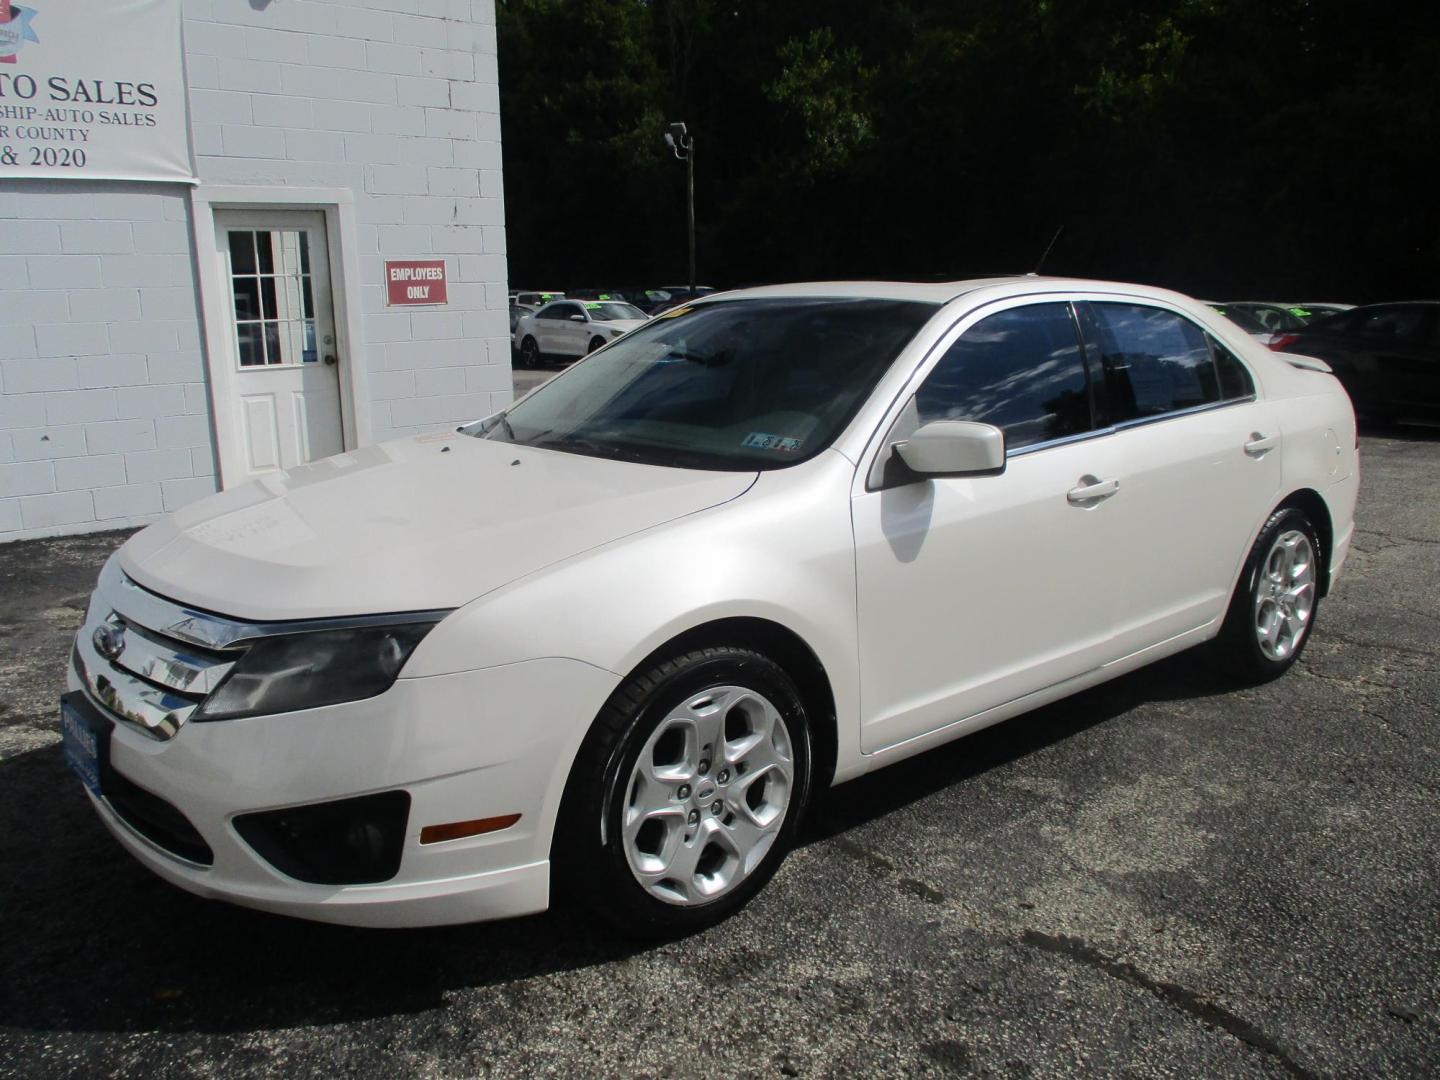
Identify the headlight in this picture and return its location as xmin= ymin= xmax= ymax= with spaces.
xmin=193 ymin=620 xmax=443 ymax=722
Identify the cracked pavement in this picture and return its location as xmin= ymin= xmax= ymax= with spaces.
xmin=1 ymin=430 xmax=1437 ymax=1078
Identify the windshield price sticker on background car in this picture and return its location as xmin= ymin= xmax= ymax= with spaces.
xmin=385 ymin=259 xmax=448 ymax=306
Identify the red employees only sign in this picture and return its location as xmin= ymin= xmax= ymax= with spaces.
xmin=385 ymin=259 xmax=448 ymax=306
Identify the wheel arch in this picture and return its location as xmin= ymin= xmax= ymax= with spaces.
xmin=619 ymin=616 xmax=838 ymax=793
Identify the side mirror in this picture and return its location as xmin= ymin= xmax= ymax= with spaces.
xmin=894 ymin=421 xmax=1006 ymax=478
xmin=569 ymin=314 xmax=586 ymax=323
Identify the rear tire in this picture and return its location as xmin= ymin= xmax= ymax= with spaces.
xmin=554 ymin=646 xmax=813 ymax=938
xmin=519 ymin=336 xmax=540 ymax=368
xmin=1217 ymin=508 xmax=1322 ymax=683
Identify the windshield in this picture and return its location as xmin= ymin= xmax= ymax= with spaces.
xmin=472 ymin=297 xmax=936 ymax=470
xmin=585 ymin=302 xmax=646 ymax=321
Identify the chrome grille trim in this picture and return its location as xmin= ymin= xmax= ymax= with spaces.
xmin=107 ymin=618 xmax=237 ymax=696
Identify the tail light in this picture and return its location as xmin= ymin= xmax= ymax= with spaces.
xmin=1269 ymin=333 xmax=1300 ymax=351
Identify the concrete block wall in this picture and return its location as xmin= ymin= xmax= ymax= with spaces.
xmin=0 ymin=187 xmax=216 ymax=536
xmin=0 ymin=0 xmax=509 ymax=541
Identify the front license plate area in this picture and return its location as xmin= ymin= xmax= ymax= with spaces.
xmin=61 ymin=692 xmax=111 ymax=798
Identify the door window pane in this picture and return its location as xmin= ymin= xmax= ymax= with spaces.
xmin=916 ymin=303 xmax=1092 ymax=450
xmin=1085 ymin=303 xmax=1218 ymax=419
xmin=228 ymin=230 xmax=257 ymax=275
xmin=256 ymin=231 xmax=275 ymax=274
xmin=236 ymin=322 xmax=263 ymax=367
xmin=232 ymin=275 xmax=261 ymax=322
xmin=227 ymin=226 xmax=319 ymax=368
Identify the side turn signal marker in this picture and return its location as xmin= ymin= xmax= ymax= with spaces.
xmin=420 ymin=813 xmax=521 ymax=845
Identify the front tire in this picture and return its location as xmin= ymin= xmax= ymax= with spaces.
xmin=1217 ymin=508 xmax=1322 ymax=682
xmin=555 ymin=646 xmax=813 ymax=937
xmin=588 ymin=335 xmax=607 ymax=354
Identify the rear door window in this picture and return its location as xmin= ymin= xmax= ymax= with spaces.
xmin=1080 ymin=303 xmax=1220 ymax=420
xmin=1209 ymin=336 xmax=1256 ymax=400
xmin=915 ymin=302 xmax=1094 ymax=451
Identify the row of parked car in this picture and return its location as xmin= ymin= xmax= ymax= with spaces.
xmin=1210 ymin=300 xmax=1439 ymax=424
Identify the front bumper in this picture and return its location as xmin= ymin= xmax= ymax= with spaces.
xmin=67 ymin=653 xmax=619 ymax=927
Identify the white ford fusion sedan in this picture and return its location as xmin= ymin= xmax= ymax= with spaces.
xmin=63 ymin=278 xmax=1358 ymax=934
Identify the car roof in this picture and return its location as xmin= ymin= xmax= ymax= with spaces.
xmin=696 ymin=277 xmax=1205 ymax=307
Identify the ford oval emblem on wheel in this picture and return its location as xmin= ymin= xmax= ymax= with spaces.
xmin=93 ymin=623 xmax=126 ymax=662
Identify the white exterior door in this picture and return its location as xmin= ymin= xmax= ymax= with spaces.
xmin=214 ymin=210 xmax=344 ymax=479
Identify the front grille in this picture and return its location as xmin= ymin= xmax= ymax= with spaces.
xmin=74 ymin=560 xmax=246 ymax=740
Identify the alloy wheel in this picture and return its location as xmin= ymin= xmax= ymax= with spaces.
xmin=1253 ymin=529 xmax=1316 ymax=661
xmin=621 ymin=685 xmax=795 ymax=906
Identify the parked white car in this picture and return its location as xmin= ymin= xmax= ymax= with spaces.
xmin=63 ymin=278 xmax=1357 ymax=934
xmin=513 ymin=299 xmax=648 ymax=366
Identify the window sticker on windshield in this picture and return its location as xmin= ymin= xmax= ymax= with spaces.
xmin=1287 ymin=307 xmax=1312 ymax=317
xmin=584 ymin=302 xmax=602 ymax=309
xmin=742 ymin=432 xmax=803 ymax=452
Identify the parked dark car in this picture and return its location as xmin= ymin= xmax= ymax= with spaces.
xmin=1277 ymin=301 xmax=1440 ymax=422
xmin=1288 ymin=303 xmax=1354 ymax=320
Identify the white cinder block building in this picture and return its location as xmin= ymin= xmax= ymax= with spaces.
xmin=0 ymin=0 xmax=509 ymax=541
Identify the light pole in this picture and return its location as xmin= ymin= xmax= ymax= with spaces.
xmin=664 ymin=121 xmax=695 ymax=292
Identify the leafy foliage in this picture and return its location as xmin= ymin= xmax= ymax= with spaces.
xmin=497 ymin=0 xmax=1440 ymax=300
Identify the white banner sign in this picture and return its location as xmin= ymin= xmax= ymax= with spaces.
xmin=0 ymin=0 xmax=194 ymax=183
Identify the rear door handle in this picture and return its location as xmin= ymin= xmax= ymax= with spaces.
xmin=1067 ymin=476 xmax=1120 ymax=504
xmin=1244 ymin=432 xmax=1278 ymax=457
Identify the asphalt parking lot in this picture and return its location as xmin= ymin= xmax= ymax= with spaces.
xmin=1 ymin=429 xmax=1436 ymax=1079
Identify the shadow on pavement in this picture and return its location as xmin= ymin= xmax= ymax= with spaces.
xmin=0 ymin=645 xmax=1232 ymax=1038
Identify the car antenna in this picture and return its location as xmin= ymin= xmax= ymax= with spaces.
xmin=1028 ymin=226 xmax=1064 ymax=276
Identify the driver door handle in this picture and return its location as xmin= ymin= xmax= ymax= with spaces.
xmin=1067 ymin=476 xmax=1120 ymax=504
xmin=1244 ymin=432 xmax=1278 ymax=457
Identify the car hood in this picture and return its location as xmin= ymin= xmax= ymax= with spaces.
xmin=118 ymin=432 xmax=756 ymax=621
xmin=598 ymin=319 xmax=647 ymax=333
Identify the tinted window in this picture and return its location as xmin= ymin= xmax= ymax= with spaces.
xmin=1231 ymin=304 xmax=1305 ymax=332
xmin=1355 ymin=306 xmax=1430 ymax=344
xmin=1209 ymin=335 xmax=1255 ymax=400
xmin=1209 ymin=305 xmax=1268 ymax=335
xmin=474 ymin=298 xmax=936 ymax=470
xmin=915 ymin=303 xmax=1092 ymax=450
xmin=584 ymin=302 xmax=646 ymax=321
xmin=1084 ymin=303 xmax=1218 ymax=419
